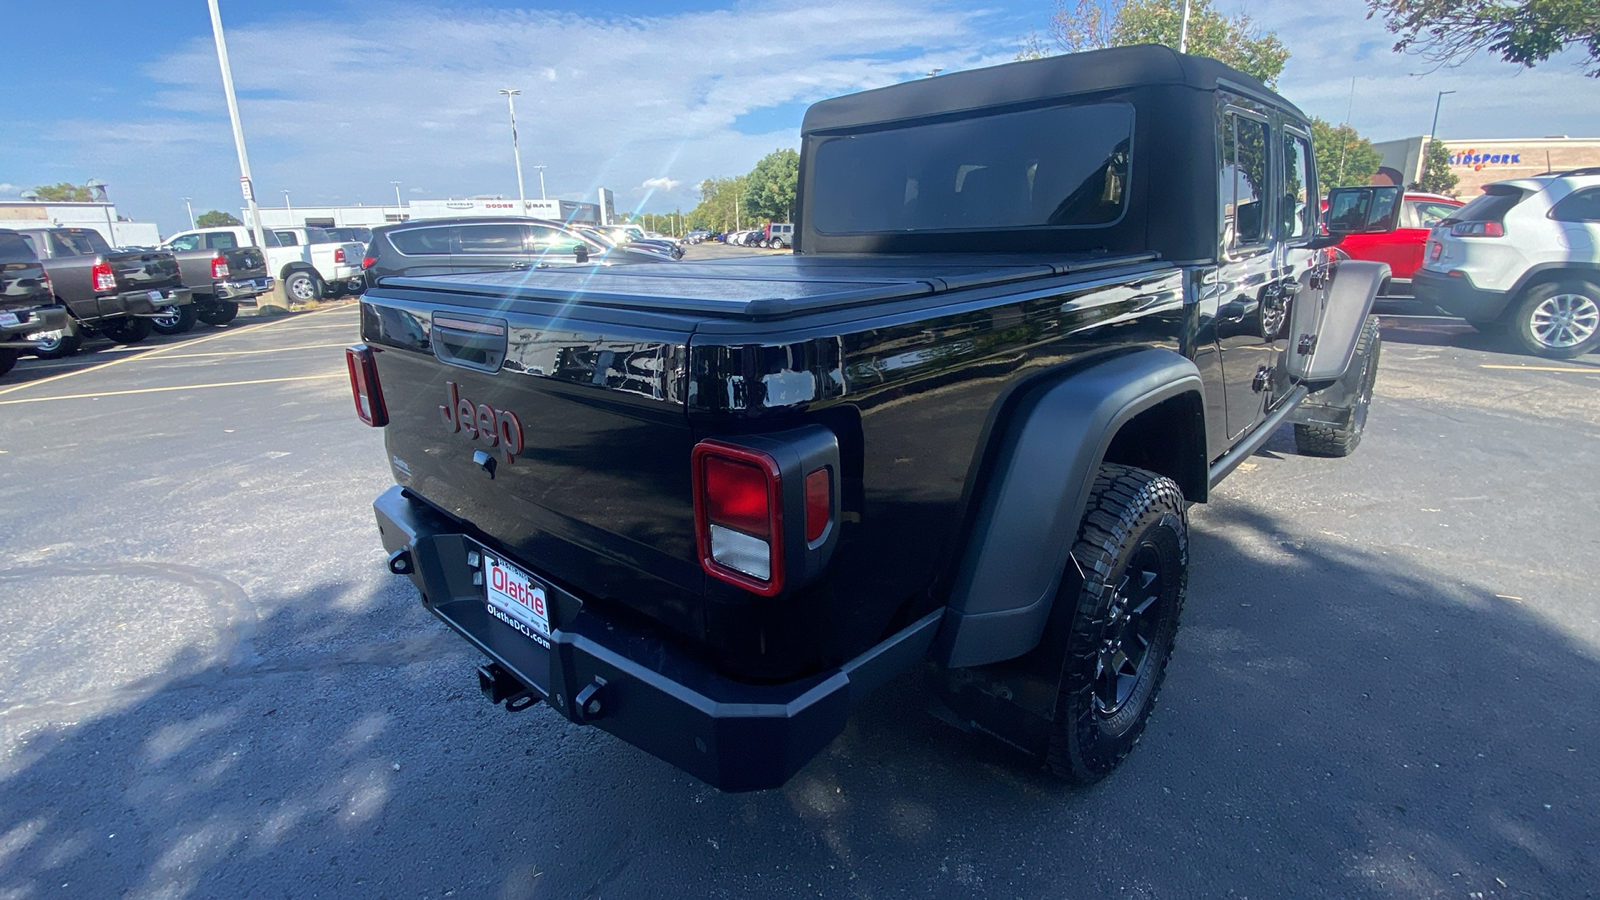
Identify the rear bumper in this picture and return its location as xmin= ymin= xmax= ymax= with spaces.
xmin=1 ymin=305 xmax=69 ymax=346
xmin=124 ymin=286 xmax=194 ymax=315
xmin=1413 ymin=269 xmax=1512 ymax=323
xmin=214 ymin=276 xmax=274 ymax=300
xmin=373 ymin=485 xmax=940 ymax=792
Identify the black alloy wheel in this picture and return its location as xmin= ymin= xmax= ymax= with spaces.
xmin=1046 ymin=463 xmax=1188 ymax=784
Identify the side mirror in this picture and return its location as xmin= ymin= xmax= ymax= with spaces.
xmin=1326 ymin=185 xmax=1402 ymax=236
xmin=574 ymin=245 xmax=589 ymax=264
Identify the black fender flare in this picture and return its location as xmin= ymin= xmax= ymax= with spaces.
xmin=1289 ymin=260 xmax=1387 ymax=385
xmin=935 ymin=347 xmax=1206 ymax=669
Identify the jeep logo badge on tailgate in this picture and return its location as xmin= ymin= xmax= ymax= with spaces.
xmin=440 ymin=382 xmax=525 ymax=464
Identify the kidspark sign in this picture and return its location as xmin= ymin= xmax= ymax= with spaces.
xmin=1451 ymin=149 xmax=1522 ymax=171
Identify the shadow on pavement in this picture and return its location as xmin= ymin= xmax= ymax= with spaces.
xmin=1 ymin=501 xmax=1595 ymax=898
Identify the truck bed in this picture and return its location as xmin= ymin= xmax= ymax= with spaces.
xmin=383 ymin=252 xmax=1158 ymax=319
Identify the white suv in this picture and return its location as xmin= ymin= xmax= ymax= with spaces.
xmin=1414 ymin=168 xmax=1600 ymax=358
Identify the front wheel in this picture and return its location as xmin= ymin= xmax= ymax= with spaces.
xmin=1294 ymin=315 xmax=1381 ymax=458
xmin=283 ymin=270 xmax=321 ymax=303
xmin=1046 ymin=463 xmax=1188 ymax=785
xmin=1512 ymin=280 xmax=1600 ymax=359
xmin=150 ymin=304 xmax=197 ymax=336
xmin=196 ymin=300 xmax=240 ymax=326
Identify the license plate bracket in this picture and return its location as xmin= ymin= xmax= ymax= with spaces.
xmin=0 ymin=312 xmax=18 ymax=328
xmin=480 ymin=549 xmax=552 ymax=648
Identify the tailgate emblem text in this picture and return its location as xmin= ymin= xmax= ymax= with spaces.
xmin=440 ymin=382 xmax=525 ymax=464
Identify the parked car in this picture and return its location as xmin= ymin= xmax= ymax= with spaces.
xmin=684 ymin=230 xmax=711 ymax=244
xmin=1335 ymin=192 xmax=1462 ymax=309
xmin=0 ymin=229 xmax=70 ymax=376
xmin=350 ymin=45 xmax=1396 ymax=792
xmin=161 ymin=226 xmax=322 ymax=306
xmin=156 ymin=232 xmax=276 ymax=330
xmin=1414 ymin=168 xmax=1600 ymax=358
xmin=362 ymin=217 xmax=675 ymax=287
xmin=762 ymin=223 xmax=795 ymax=249
xmin=575 ymin=226 xmax=681 ymax=261
xmin=594 ymin=224 xmax=684 ymax=259
xmin=272 ymin=227 xmax=366 ymax=300
xmin=9 ymin=227 xmax=191 ymax=357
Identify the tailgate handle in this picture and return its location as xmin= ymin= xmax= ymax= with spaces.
xmin=431 ymin=314 xmax=508 ymax=374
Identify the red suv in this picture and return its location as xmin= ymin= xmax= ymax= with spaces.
xmin=1336 ymin=192 xmax=1463 ymax=305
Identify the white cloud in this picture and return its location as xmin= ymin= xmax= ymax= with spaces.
xmin=639 ymin=177 xmax=682 ymax=193
xmin=0 ymin=183 xmax=18 ymax=196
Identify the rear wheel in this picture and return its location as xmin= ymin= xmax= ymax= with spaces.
xmin=1512 ymin=280 xmax=1600 ymax=359
xmin=30 ymin=320 xmax=82 ymax=359
xmin=100 ymin=316 xmax=152 ymax=345
xmin=284 ymin=270 xmax=320 ymax=303
xmin=0 ymin=350 xmax=17 ymax=377
xmin=150 ymin=304 xmax=197 ymax=336
xmin=1294 ymin=315 xmax=1381 ymax=458
xmin=1045 ymin=463 xmax=1188 ymax=785
xmin=196 ymin=300 xmax=240 ymax=326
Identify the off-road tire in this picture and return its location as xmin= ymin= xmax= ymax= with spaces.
xmin=1511 ymin=280 xmax=1600 ymax=360
xmin=1045 ymin=463 xmax=1188 ymax=785
xmin=0 ymin=350 xmax=17 ymax=377
xmin=99 ymin=316 xmax=152 ymax=345
xmin=196 ymin=300 xmax=240 ymax=326
xmin=150 ymin=304 xmax=198 ymax=336
xmin=1294 ymin=314 xmax=1381 ymax=458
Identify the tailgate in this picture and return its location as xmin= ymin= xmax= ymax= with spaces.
xmin=109 ymin=250 xmax=182 ymax=291
xmin=223 ymin=248 xmax=268 ymax=278
xmin=361 ymin=288 xmax=704 ymax=639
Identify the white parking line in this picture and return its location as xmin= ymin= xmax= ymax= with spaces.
xmin=0 ymin=305 xmax=351 ymax=399
xmin=0 ymin=373 xmax=346 ymax=406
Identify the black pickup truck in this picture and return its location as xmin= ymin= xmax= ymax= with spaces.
xmin=9 ymin=227 xmax=192 ymax=357
xmin=0 ymin=230 xmax=71 ymax=377
xmin=155 ymin=232 xmax=275 ymax=331
xmin=352 ymin=46 xmax=1398 ymax=791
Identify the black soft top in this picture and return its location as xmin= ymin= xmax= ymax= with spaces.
xmin=797 ymin=45 xmax=1308 ymax=262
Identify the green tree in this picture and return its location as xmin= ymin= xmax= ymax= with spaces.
xmin=1310 ymin=118 xmax=1384 ymax=195
xmin=196 ymin=210 xmax=242 ymax=227
xmin=687 ymin=176 xmax=749 ymax=232
xmin=1367 ymin=0 xmax=1600 ymax=76
xmin=1409 ymin=140 xmax=1460 ymax=195
xmin=31 ymin=182 xmax=96 ymax=202
xmin=1021 ymin=0 xmax=1289 ymax=86
xmin=743 ymin=149 xmax=800 ymax=223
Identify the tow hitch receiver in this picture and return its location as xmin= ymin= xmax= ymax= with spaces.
xmin=478 ymin=662 xmax=540 ymax=711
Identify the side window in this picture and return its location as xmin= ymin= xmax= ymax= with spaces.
xmin=205 ymin=232 xmax=238 ymax=250
xmin=1221 ymin=112 xmax=1272 ymax=249
xmin=528 ymin=226 xmax=580 ymax=252
xmin=1412 ymin=201 xmax=1460 ymax=229
xmin=1551 ymin=189 xmax=1600 ymax=223
xmin=18 ymin=234 xmax=39 ymax=257
xmin=457 ymin=224 xmax=527 ymax=253
xmin=274 ymin=231 xmax=299 ymax=245
xmin=1282 ymin=130 xmax=1314 ymax=240
xmin=166 ymin=234 xmax=201 ymax=252
xmin=387 ymin=227 xmax=452 ymax=256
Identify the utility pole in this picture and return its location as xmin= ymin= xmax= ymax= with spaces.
xmin=282 ymin=189 xmax=292 ymax=223
xmin=1429 ymin=90 xmax=1456 ymax=143
xmin=183 ymin=197 xmax=195 ymax=230
xmin=206 ymin=0 xmax=277 ymax=306
xmin=1178 ymin=0 xmax=1192 ymax=53
xmin=533 ymin=165 xmax=547 ymax=201
xmin=499 ymin=89 xmax=526 ymax=213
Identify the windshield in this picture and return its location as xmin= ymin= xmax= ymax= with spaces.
xmin=809 ymin=101 xmax=1134 ymax=234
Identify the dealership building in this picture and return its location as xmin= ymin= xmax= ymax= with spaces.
xmin=0 ymin=200 xmax=161 ymax=247
xmin=243 ymin=197 xmax=604 ymax=231
xmin=1374 ymin=135 xmax=1600 ymax=196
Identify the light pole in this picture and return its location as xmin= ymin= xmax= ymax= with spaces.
xmin=183 ymin=197 xmax=195 ymax=230
xmin=282 ymin=189 xmax=292 ymax=223
xmin=391 ymin=180 xmax=403 ymax=217
xmin=1429 ymin=90 xmax=1456 ymax=142
xmin=533 ymin=165 xmax=547 ymax=201
xmin=498 ymin=89 xmax=526 ymax=212
xmin=1178 ymin=0 xmax=1192 ymax=53
xmin=206 ymin=0 xmax=277 ymax=306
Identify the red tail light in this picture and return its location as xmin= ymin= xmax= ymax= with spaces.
xmin=211 ymin=254 xmax=230 ymax=279
xmin=345 ymin=344 xmax=388 ymax=427
xmin=362 ymin=256 xmax=377 ymax=270
xmin=334 ymin=247 xmax=347 ymax=264
xmin=91 ymin=261 xmax=116 ymax=293
xmin=804 ymin=468 xmax=831 ymax=543
xmin=1450 ymin=221 xmax=1504 ymax=237
xmin=693 ymin=442 xmax=784 ymax=595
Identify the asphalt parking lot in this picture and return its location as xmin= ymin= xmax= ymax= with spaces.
xmin=1 ymin=302 xmax=1597 ymax=899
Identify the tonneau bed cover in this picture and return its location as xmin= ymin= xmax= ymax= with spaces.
xmin=381 ymin=252 xmax=1160 ymax=320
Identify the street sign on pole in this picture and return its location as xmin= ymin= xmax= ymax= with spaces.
xmin=240 ymin=177 xmax=254 ymax=202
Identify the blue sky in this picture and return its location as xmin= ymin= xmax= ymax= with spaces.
xmin=2 ymin=0 xmax=1598 ymax=235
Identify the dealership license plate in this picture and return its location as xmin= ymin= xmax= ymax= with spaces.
xmin=482 ymin=552 xmax=552 ymax=647
xmin=148 ymin=290 xmax=164 ymax=302
xmin=0 ymin=312 xmax=18 ymax=328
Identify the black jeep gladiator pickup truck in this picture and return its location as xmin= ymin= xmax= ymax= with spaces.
xmin=352 ymin=46 xmax=1398 ymax=791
